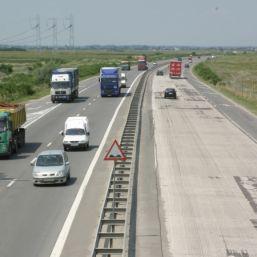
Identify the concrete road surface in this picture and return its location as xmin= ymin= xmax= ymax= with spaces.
xmin=136 ymin=66 xmax=257 ymax=257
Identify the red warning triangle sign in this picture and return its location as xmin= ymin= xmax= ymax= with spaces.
xmin=104 ymin=140 xmax=127 ymax=161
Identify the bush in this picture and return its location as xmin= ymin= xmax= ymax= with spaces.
xmin=78 ymin=62 xmax=118 ymax=78
xmin=0 ymin=73 xmax=35 ymax=101
xmin=194 ymin=63 xmax=222 ymax=85
xmin=34 ymin=62 xmax=57 ymax=85
xmin=0 ymin=64 xmax=13 ymax=74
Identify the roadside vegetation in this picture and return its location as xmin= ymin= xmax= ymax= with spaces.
xmin=0 ymin=49 xmax=198 ymax=102
xmin=193 ymin=53 xmax=257 ymax=114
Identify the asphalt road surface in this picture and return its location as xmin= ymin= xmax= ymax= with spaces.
xmin=136 ymin=62 xmax=257 ymax=257
xmin=0 ymin=67 xmax=143 ymax=257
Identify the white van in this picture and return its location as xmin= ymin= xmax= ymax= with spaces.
xmin=62 ymin=116 xmax=90 ymax=150
xmin=120 ymin=72 xmax=127 ymax=88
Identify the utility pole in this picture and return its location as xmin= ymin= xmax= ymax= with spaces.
xmin=65 ymin=14 xmax=74 ymax=49
xmin=48 ymin=18 xmax=57 ymax=50
xmin=31 ymin=15 xmax=41 ymax=50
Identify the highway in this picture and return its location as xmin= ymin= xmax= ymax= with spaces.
xmin=0 ymin=67 xmax=143 ymax=257
xmin=135 ymin=60 xmax=257 ymax=257
xmin=2 ymin=59 xmax=257 ymax=257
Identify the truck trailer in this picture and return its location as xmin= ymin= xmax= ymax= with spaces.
xmin=169 ymin=61 xmax=182 ymax=78
xmin=0 ymin=103 xmax=26 ymax=157
xmin=99 ymin=67 xmax=121 ymax=97
xmin=50 ymin=68 xmax=79 ymax=103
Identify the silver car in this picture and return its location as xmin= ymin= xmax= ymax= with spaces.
xmin=31 ymin=150 xmax=70 ymax=185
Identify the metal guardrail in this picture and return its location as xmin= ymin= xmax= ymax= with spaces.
xmin=92 ymin=69 xmax=152 ymax=257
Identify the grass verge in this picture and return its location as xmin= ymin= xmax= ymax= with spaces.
xmin=193 ymin=54 xmax=257 ymax=115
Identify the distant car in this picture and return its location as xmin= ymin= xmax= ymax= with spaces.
xmin=184 ymin=62 xmax=190 ymax=68
xmin=164 ymin=88 xmax=177 ymax=99
xmin=153 ymin=62 xmax=157 ymax=66
xmin=156 ymin=70 xmax=164 ymax=76
xmin=31 ymin=150 xmax=70 ymax=185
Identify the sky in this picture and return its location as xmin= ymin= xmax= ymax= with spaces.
xmin=1 ymin=0 xmax=257 ymax=47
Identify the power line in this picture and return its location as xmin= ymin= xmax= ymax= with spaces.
xmin=0 ymin=17 xmax=71 ymax=48
xmin=0 ymin=29 xmax=33 ymax=43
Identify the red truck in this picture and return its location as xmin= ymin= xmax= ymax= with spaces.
xmin=169 ymin=61 xmax=182 ymax=78
xmin=137 ymin=55 xmax=148 ymax=71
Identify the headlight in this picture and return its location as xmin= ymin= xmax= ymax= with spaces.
xmin=79 ymin=140 xmax=87 ymax=144
xmin=33 ymin=172 xmax=39 ymax=178
xmin=57 ymin=171 xmax=64 ymax=177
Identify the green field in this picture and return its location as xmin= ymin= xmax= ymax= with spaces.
xmin=193 ymin=53 xmax=257 ymax=114
xmin=0 ymin=49 xmax=194 ymax=103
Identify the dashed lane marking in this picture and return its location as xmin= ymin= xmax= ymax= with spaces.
xmin=49 ymin=72 xmax=144 ymax=257
xmin=6 ymin=179 xmax=16 ymax=188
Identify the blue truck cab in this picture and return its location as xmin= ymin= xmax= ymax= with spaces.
xmin=99 ymin=67 xmax=121 ymax=97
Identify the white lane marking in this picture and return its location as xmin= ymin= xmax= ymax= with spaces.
xmin=50 ymin=72 xmax=144 ymax=257
xmin=76 ymin=113 xmax=80 ymax=116
xmin=93 ymin=98 xmax=96 ymax=102
xmin=23 ymin=104 xmax=62 ymax=129
xmin=31 ymin=157 xmax=37 ymax=163
xmin=24 ymin=80 xmax=97 ymax=129
xmin=220 ymin=103 xmax=231 ymax=107
xmin=97 ymin=95 xmax=100 ymax=98
xmin=82 ymin=108 xmax=86 ymax=111
xmin=27 ymin=106 xmax=42 ymax=110
xmin=88 ymin=103 xmax=92 ymax=106
xmin=47 ymin=142 xmax=52 ymax=148
xmin=79 ymin=84 xmax=96 ymax=94
xmin=7 ymin=179 xmax=16 ymax=188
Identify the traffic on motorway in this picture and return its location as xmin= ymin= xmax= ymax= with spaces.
xmin=0 ymin=58 xmax=145 ymax=187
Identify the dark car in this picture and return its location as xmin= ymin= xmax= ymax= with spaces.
xmin=184 ymin=62 xmax=190 ymax=68
xmin=156 ymin=70 xmax=164 ymax=76
xmin=164 ymin=88 xmax=177 ymax=99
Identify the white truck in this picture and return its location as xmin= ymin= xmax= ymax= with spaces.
xmin=50 ymin=68 xmax=79 ymax=103
xmin=62 ymin=116 xmax=90 ymax=151
xmin=120 ymin=72 xmax=127 ymax=88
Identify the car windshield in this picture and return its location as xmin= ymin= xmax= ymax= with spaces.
xmin=36 ymin=154 xmax=64 ymax=166
xmin=51 ymin=82 xmax=70 ymax=89
xmin=66 ymin=128 xmax=85 ymax=135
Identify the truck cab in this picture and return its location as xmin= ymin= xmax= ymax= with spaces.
xmin=50 ymin=68 xmax=79 ymax=103
xmin=99 ymin=67 xmax=121 ymax=97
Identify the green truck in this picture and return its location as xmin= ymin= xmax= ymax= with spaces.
xmin=0 ymin=103 xmax=26 ymax=157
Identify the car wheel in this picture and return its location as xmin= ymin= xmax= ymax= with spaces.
xmin=65 ymin=172 xmax=70 ymax=185
xmin=63 ymin=146 xmax=68 ymax=151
